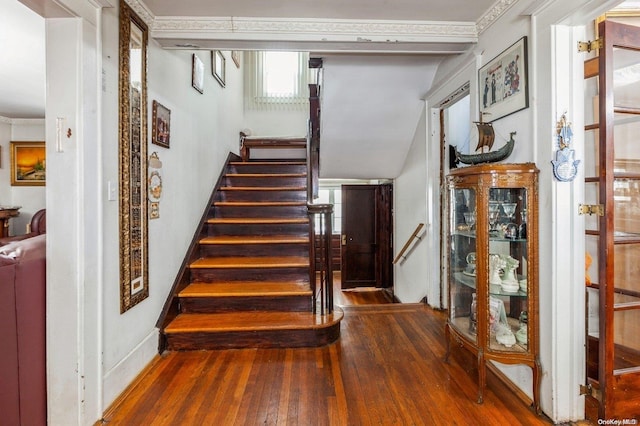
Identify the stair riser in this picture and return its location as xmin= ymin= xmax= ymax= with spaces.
xmin=217 ymin=190 xmax=307 ymax=202
xmin=199 ymin=243 xmax=309 ymax=257
xmin=180 ymin=295 xmax=312 ymax=313
xmin=165 ymin=325 xmax=340 ymax=350
xmin=207 ymin=223 xmax=309 ymax=236
xmin=223 ymin=176 xmax=307 ymax=187
xmin=228 ymin=163 xmax=307 ymax=174
xmin=212 ymin=205 xmax=308 ymax=218
xmin=191 ymin=267 xmax=308 ymax=283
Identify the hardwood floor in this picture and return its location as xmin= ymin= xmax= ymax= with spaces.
xmin=101 ymin=273 xmax=556 ymax=425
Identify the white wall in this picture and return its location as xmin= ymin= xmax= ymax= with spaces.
xmin=0 ymin=118 xmax=46 ymax=235
xmin=421 ymin=0 xmax=622 ymax=422
xmin=0 ymin=119 xmax=12 ymax=208
xmin=393 ymin=105 xmax=429 ymax=303
xmin=100 ymin=5 xmax=243 ymax=410
xmin=426 ymin=3 xmax=547 ymax=414
xmin=9 ymin=119 xmax=46 ymax=234
xmin=243 ymin=109 xmax=308 ymax=137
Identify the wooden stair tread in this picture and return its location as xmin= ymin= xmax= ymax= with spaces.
xmin=220 ymin=186 xmax=306 ymax=191
xmin=225 ymin=173 xmax=307 ymax=178
xmin=164 ymin=310 xmax=343 ymax=333
xmin=190 ymin=256 xmax=309 ymax=269
xmin=213 ymin=201 xmax=306 ymax=207
xmin=179 ymin=282 xmax=312 ymax=298
xmin=200 ymin=235 xmax=309 ymax=244
xmin=230 ymin=161 xmax=306 ymax=165
xmin=207 ymin=217 xmax=308 ymax=224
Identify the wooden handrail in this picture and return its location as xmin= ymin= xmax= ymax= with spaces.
xmin=393 ymin=223 xmax=425 ymax=264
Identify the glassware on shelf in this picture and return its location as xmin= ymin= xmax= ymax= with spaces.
xmin=488 ymin=202 xmax=501 ymax=233
xmin=463 ymin=211 xmax=476 ymax=231
xmin=516 ymin=311 xmax=528 ymax=345
xmin=502 ymin=202 xmax=517 ymax=220
xmin=469 ymin=293 xmax=477 ymax=334
xmin=519 ymin=209 xmax=528 ymax=239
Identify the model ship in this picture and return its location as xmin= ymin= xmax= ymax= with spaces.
xmin=454 ymin=121 xmax=516 ymax=165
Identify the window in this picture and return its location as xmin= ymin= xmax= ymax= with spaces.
xmin=245 ymin=51 xmax=310 ymax=110
xmin=315 ymin=186 xmax=342 ymax=234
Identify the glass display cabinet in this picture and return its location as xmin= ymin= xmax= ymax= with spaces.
xmin=444 ymin=163 xmax=540 ymax=413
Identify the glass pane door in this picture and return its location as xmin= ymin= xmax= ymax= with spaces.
xmin=486 ymin=188 xmax=529 ymax=354
xmin=448 ymin=188 xmax=478 ymax=343
xmin=610 ymin=44 xmax=640 ymax=375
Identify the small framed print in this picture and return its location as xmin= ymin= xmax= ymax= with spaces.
xmin=478 ymin=36 xmax=528 ymax=122
xmin=212 ymin=50 xmax=226 ymax=87
xmin=192 ymin=54 xmax=204 ymax=94
xmin=152 ymin=100 xmax=171 ymax=148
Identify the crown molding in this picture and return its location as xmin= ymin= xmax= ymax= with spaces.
xmin=125 ymin=0 xmax=519 ymax=46
xmin=151 ymin=16 xmax=477 ymax=46
xmin=0 ymin=116 xmax=45 ymax=125
xmin=124 ymin=0 xmax=154 ymax=27
xmin=476 ymin=0 xmax=519 ymax=34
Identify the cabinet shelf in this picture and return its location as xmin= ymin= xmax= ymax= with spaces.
xmin=453 ymin=272 xmax=527 ymax=297
xmin=444 ymin=163 xmax=540 ymax=414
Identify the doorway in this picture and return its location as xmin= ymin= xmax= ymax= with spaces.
xmin=340 ymin=183 xmax=393 ymax=290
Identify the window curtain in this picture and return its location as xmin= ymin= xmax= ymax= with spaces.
xmin=244 ymin=51 xmax=310 ymax=110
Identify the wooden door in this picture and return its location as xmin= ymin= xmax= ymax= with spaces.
xmin=341 ymin=184 xmax=393 ymax=289
xmin=584 ymin=19 xmax=640 ymax=421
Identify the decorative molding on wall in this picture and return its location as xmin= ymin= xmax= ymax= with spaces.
xmin=0 ymin=116 xmax=45 ymax=125
xmin=152 ymin=16 xmax=477 ymax=41
xmin=10 ymin=118 xmax=46 ymax=126
xmin=124 ymin=0 xmax=154 ymax=27
xmin=124 ymin=0 xmax=518 ymax=45
xmin=476 ymin=0 xmax=519 ymax=34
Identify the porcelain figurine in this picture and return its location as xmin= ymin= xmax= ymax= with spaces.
xmin=500 ymin=255 xmax=520 ymax=292
xmin=489 ymin=254 xmax=505 ymax=286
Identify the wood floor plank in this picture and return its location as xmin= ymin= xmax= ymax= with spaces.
xmin=102 ymin=279 xmax=557 ymax=426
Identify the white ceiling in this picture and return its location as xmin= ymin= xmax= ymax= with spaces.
xmin=2 ymin=0 xmax=512 ymax=178
xmin=0 ymin=0 xmax=45 ymax=119
xmin=144 ymin=0 xmax=495 ymax=22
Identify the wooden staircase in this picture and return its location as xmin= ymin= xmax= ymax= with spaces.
xmin=161 ymin=158 xmax=342 ymax=350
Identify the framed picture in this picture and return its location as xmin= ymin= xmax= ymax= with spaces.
xmin=232 ymin=51 xmax=240 ymax=68
xmin=152 ymin=100 xmax=171 ymax=148
xmin=212 ymin=50 xmax=226 ymax=87
xmin=192 ymin=54 xmax=204 ymax=94
xmin=10 ymin=141 xmax=46 ymax=186
xmin=478 ymin=36 xmax=528 ymax=122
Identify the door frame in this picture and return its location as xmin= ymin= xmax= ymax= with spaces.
xmin=340 ymin=183 xmax=393 ymax=289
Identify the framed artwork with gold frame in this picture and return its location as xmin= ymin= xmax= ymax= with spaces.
xmin=10 ymin=141 xmax=46 ymax=186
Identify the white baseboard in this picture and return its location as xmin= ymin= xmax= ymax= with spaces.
xmin=102 ymin=328 xmax=159 ymax=409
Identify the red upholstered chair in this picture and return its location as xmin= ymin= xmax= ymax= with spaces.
xmin=0 ymin=209 xmax=46 ymax=246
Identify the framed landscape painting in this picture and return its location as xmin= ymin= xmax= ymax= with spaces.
xmin=10 ymin=141 xmax=46 ymax=186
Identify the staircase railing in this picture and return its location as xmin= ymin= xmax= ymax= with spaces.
xmin=393 ymin=223 xmax=425 ymax=264
xmin=306 ymin=59 xmax=334 ymax=315
xmin=308 ymin=203 xmax=334 ymax=314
